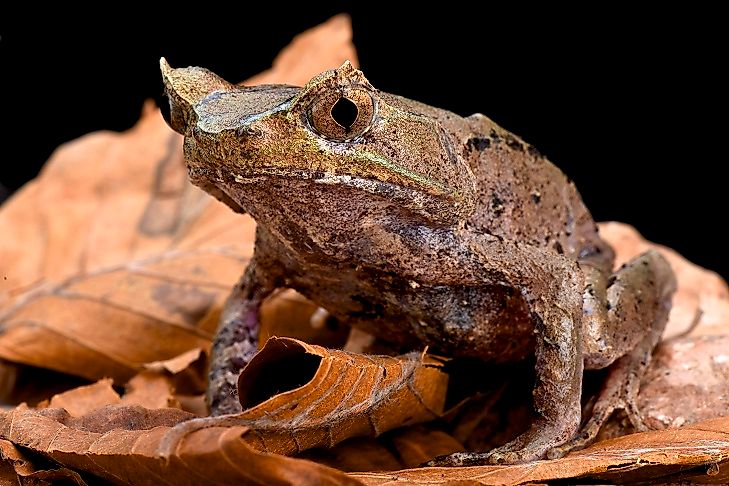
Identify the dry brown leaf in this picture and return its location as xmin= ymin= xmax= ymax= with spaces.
xmin=598 ymin=222 xmax=729 ymax=435
xmin=245 ymin=14 xmax=358 ymax=86
xmin=38 ymin=372 xmax=182 ymax=415
xmin=0 ymin=108 xmax=246 ymax=383
xmin=0 ymin=361 xmax=21 ymax=405
xmin=300 ymin=438 xmax=404 ymax=473
xmin=236 ymin=337 xmax=447 ymax=455
xmin=0 ymin=405 xmax=360 ymax=486
xmin=260 ymin=290 xmax=350 ymax=349
xmin=122 ymin=371 xmax=179 ymax=410
xmin=175 ymin=394 xmax=208 ymax=417
xmin=45 ymin=378 xmax=120 ymax=416
xmin=301 ymin=426 xmax=465 ymax=473
xmin=0 ymin=330 xmax=447 ymax=484
xmin=143 ymin=348 xmax=204 ymax=375
xmin=388 ymin=426 xmax=466 ymax=469
xmin=0 ymin=14 xmax=357 ymax=384
xmin=142 ymin=347 xmax=207 ymax=395
xmin=352 ymin=417 xmax=729 ymax=485
xmin=639 ymin=334 xmax=729 ymax=429
xmin=0 ymin=365 xmax=89 ymax=409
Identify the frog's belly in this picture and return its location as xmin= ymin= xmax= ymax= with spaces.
xmin=291 ymin=270 xmax=535 ymax=363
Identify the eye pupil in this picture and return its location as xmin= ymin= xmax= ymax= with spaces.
xmin=330 ymin=97 xmax=358 ymax=130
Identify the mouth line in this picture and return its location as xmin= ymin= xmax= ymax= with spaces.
xmin=231 ymin=167 xmax=460 ymax=203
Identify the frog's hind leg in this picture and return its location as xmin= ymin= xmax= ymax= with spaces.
xmin=550 ymin=249 xmax=676 ymax=458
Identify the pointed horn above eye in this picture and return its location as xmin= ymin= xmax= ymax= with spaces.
xmin=337 ymin=59 xmax=356 ymax=72
xmin=159 ymin=57 xmax=233 ymax=135
xmin=290 ymin=60 xmax=374 ymax=112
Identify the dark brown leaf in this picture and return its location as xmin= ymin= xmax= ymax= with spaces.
xmin=0 ymin=438 xmax=86 ymax=485
xmin=300 ymin=438 xmax=403 ymax=473
xmin=388 ymin=426 xmax=465 ymax=468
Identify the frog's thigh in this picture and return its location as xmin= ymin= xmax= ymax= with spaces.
xmin=581 ymin=249 xmax=676 ymax=369
xmin=546 ymin=250 xmax=676 ymax=459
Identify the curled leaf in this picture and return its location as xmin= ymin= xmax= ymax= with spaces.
xmin=235 ymin=337 xmax=448 ymax=455
xmin=159 ymin=337 xmax=448 ymax=459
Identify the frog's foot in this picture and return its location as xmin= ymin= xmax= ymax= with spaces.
xmin=157 ymin=414 xmax=249 ymax=460
xmin=546 ymin=343 xmax=652 ymax=459
xmin=427 ymin=419 xmax=576 ymax=466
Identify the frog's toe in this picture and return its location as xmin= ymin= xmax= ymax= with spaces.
xmin=546 ymin=438 xmax=582 ymax=460
xmin=425 ymin=447 xmax=548 ymax=467
xmin=484 ymin=445 xmax=547 ymax=464
xmin=424 ymin=451 xmax=490 ymax=467
xmin=486 ymin=449 xmax=522 ymax=465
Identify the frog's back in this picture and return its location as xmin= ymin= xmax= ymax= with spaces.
xmin=382 ymin=92 xmax=613 ymax=269
xmin=463 ymin=113 xmax=612 ymax=264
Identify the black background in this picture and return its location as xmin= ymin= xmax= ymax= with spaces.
xmin=1 ymin=6 xmax=725 ymax=279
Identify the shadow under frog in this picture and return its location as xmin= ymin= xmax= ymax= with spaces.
xmin=159 ymin=59 xmax=676 ymax=465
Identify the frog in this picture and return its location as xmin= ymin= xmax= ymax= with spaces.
xmin=159 ymin=58 xmax=676 ymax=464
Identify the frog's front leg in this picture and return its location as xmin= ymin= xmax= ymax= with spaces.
xmin=431 ymin=243 xmax=586 ymax=466
xmin=158 ymin=258 xmax=276 ymax=459
xmin=548 ymin=249 xmax=676 ymax=458
xmin=208 ymin=259 xmax=276 ymax=415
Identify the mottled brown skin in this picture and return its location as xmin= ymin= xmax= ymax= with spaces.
xmin=160 ymin=60 xmax=676 ymax=464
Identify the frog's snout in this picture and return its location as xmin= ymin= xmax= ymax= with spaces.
xmin=160 ymin=57 xmax=233 ymax=136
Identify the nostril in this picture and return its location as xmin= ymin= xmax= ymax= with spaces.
xmin=237 ymin=126 xmax=262 ymax=137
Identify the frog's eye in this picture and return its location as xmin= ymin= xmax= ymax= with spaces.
xmin=308 ymin=88 xmax=375 ymax=141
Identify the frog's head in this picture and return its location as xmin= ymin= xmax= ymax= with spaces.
xmin=161 ymin=59 xmax=476 ymax=226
